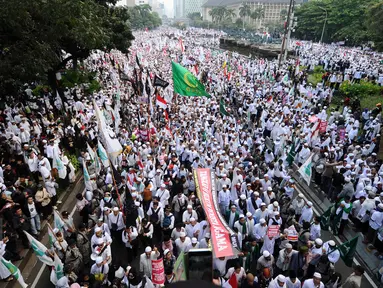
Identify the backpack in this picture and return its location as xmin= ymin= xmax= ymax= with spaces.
xmin=150 ymin=208 xmax=159 ymax=223
xmin=163 ymin=214 xmax=173 ymax=228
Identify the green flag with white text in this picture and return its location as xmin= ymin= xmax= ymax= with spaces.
xmin=337 ymin=236 xmax=358 ymax=267
xmin=172 ymin=62 xmax=210 ymax=98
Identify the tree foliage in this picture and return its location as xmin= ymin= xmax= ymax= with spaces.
xmin=127 ymin=4 xmax=162 ymax=30
xmin=209 ymin=7 xmax=236 ymax=23
xmin=0 ymin=0 xmax=134 ymax=96
xmin=294 ymin=0 xmax=379 ymax=47
xmin=366 ymin=1 xmax=383 ymax=51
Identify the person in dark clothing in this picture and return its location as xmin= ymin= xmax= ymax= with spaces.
xmin=241 ymin=273 xmax=260 ymax=288
xmin=12 ymin=207 xmax=31 ymax=248
xmin=331 ymin=169 xmax=345 ymax=201
xmin=15 ymin=159 xmax=30 ymax=178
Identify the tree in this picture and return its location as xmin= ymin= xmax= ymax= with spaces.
xmin=127 ymin=5 xmax=162 ymax=30
xmin=209 ymin=7 xmax=228 ymax=23
xmin=294 ymin=0 xmax=377 ymax=45
xmin=366 ymin=2 xmax=383 ymax=50
xmin=0 ymin=0 xmax=134 ymax=96
xmin=239 ymin=3 xmax=252 ymax=28
xmin=224 ymin=9 xmax=237 ymax=22
xmin=251 ymin=7 xmax=265 ymax=27
xmin=188 ymin=12 xmax=202 ymax=21
xmin=280 ymin=9 xmax=288 ymax=21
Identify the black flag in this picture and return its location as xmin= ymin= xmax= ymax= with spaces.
xmin=145 ymin=77 xmax=151 ymax=97
xmin=136 ymin=55 xmax=141 ymax=69
xmin=153 ymin=75 xmax=170 ymax=88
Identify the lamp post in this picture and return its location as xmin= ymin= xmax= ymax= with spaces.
xmin=319 ymin=7 xmax=327 ymax=43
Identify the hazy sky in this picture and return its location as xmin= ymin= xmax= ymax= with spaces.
xmin=163 ymin=0 xmax=174 ymax=18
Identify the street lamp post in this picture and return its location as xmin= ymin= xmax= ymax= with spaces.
xmin=319 ymin=7 xmax=327 ymax=43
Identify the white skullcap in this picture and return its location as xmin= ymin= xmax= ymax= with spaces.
xmin=315 ymin=238 xmax=323 ymax=246
xmin=246 ymin=212 xmax=252 ymax=217
xmin=96 ymin=257 xmax=103 ymax=264
xmin=95 ymin=227 xmax=102 ymax=233
xmin=260 ymin=218 xmax=266 ymax=224
xmin=145 ymin=246 xmax=152 ymax=253
xmin=164 ymin=249 xmax=170 ymax=256
xmin=187 ymin=205 xmax=192 ymax=209
xmin=240 ymin=194 xmax=246 ymax=200
xmin=328 ymin=240 xmax=336 ymax=247
xmin=277 ymin=275 xmax=286 ymax=282
xmin=180 ymin=232 xmax=186 ymax=237
xmin=53 ymin=228 xmax=60 ymax=234
xmin=191 ymin=237 xmax=198 ymax=244
xmin=239 ymin=214 xmax=245 ymax=218
xmin=313 ymin=272 xmax=321 ymax=279
xmin=113 ymin=207 xmax=119 ymax=211
xmin=190 ymin=217 xmax=196 ymax=222
xmin=285 ymin=243 xmax=293 ymax=249
xmin=263 ymin=251 xmax=270 ymax=257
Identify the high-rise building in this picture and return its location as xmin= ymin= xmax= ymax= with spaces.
xmin=174 ymin=0 xmax=185 ymax=18
xmin=116 ymin=0 xmax=136 ymax=6
xmin=184 ymin=0 xmax=203 ymax=16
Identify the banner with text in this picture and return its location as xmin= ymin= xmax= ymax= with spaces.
xmin=194 ymin=168 xmax=239 ymax=258
xmin=151 ymin=259 xmax=165 ymax=285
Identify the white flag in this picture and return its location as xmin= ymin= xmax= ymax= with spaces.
xmin=298 ymin=153 xmax=314 ymax=185
xmin=97 ymin=141 xmax=110 ymax=168
xmin=24 ymin=231 xmax=54 ymax=266
xmin=52 ymin=146 xmax=67 ymax=179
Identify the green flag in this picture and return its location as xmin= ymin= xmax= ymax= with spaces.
xmin=220 ymin=98 xmax=230 ymax=116
xmin=286 ymin=142 xmax=296 ymax=166
xmin=1 ymin=258 xmax=28 ymax=287
xmin=337 ymin=236 xmax=358 ymax=267
xmin=320 ymin=205 xmax=333 ymax=231
xmin=172 ymin=62 xmax=210 ymax=98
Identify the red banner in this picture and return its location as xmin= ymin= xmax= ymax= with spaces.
xmin=267 ymin=225 xmax=280 ymax=237
xmin=287 ymin=225 xmax=298 ymax=241
xmin=338 ymin=128 xmax=346 ymax=140
xmin=151 ymin=259 xmax=165 ymax=285
xmin=195 ymin=168 xmax=238 ymax=258
xmin=319 ymin=121 xmax=328 ymax=133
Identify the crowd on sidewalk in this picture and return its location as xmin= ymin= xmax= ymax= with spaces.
xmin=1 ymin=27 xmax=383 ymax=288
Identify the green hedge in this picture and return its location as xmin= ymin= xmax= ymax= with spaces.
xmin=339 ymin=81 xmax=383 ymax=98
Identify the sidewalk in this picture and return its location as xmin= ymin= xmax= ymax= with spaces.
xmin=0 ymin=173 xmax=83 ymax=288
xmin=291 ymin=168 xmax=382 ymax=286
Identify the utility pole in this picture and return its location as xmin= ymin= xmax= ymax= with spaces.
xmin=278 ymin=0 xmax=294 ymax=69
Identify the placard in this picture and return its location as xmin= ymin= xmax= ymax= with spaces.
xmin=267 ymin=225 xmax=280 ymax=237
xmin=151 ymin=259 xmax=165 ymax=285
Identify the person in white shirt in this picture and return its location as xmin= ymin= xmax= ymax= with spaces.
xmin=91 ymin=227 xmax=112 ymax=253
xmin=364 ymin=203 xmax=383 ymax=246
xmin=199 ymin=233 xmax=211 ymax=248
xmin=218 ymin=185 xmax=231 ymax=215
xmin=175 ymin=231 xmax=191 ymax=254
xmin=94 ymin=237 xmax=112 ymax=264
xmin=323 ymin=240 xmax=340 ymax=264
xmin=139 ymin=246 xmax=160 ymax=278
xmin=302 ymin=272 xmax=324 ymax=288
xmin=90 ymin=257 xmax=109 ymax=286
xmin=253 ymin=218 xmax=267 ymax=242
xmin=122 ymin=226 xmax=138 ymax=264
xmin=185 ymin=237 xmax=200 ymax=252
xmin=182 ymin=205 xmax=198 ymax=225
xmin=268 ymin=274 xmax=287 ymax=288
xmin=26 ymin=196 xmax=41 ymax=236
xmin=155 ymin=184 xmax=170 ymax=207
xmin=185 ymin=218 xmax=201 ymax=239
xmin=108 ymin=207 xmax=125 ymax=244
xmin=299 ymin=201 xmax=314 ymax=224
xmin=285 ymin=271 xmax=301 ymax=288
xmin=309 ymin=216 xmax=321 ymax=241
xmin=225 ymin=263 xmax=246 ymax=285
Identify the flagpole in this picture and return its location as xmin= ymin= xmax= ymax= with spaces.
xmin=107 ymin=159 xmax=123 ymax=212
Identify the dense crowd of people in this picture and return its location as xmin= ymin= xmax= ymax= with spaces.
xmin=0 ymin=27 xmax=382 ymax=288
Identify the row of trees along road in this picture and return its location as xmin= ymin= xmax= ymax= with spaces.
xmin=293 ymin=0 xmax=383 ymax=50
xmin=0 ymin=0 xmax=161 ymax=97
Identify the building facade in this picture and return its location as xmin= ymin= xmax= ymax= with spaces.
xmin=174 ymin=0 xmax=203 ymax=19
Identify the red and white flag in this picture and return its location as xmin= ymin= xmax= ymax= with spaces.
xmin=156 ymin=94 xmax=167 ymax=109
xmin=179 ymin=37 xmax=184 ymax=53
